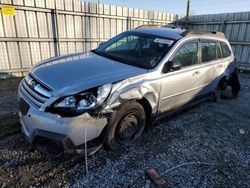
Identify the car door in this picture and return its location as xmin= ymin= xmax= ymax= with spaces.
xmin=158 ymin=40 xmax=203 ymax=114
xmin=198 ymin=40 xmax=224 ymax=95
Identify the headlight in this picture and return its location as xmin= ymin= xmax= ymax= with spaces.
xmin=56 ymin=94 xmax=97 ymax=110
xmin=48 ymin=84 xmax=112 ymax=116
xmin=96 ymin=84 xmax=112 ymax=105
xmin=57 ymin=96 xmax=76 ymax=108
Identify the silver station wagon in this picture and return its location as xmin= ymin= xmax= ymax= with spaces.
xmin=18 ymin=27 xmax=240 ymax=156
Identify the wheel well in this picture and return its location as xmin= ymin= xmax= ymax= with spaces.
xmin=136 ymin=98 xmax=153 ymax=128
xmin=219 ymin=76 xmax=228 ymax=90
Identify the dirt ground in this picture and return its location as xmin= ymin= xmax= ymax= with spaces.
xmin=0 ymin=75 xmax=249 ymax=187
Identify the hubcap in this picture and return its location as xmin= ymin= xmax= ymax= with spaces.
xmin=117 ymin=113 xmax=139 ymax=143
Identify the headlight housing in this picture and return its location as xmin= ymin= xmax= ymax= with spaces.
xmin=47 ymin=84 xmax=112 ymax=116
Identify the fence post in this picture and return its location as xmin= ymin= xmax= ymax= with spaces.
xmin=126 ymin=17 xmax=130 ymax=30
xmin=54 ymin=1 xmax=61 ymax=56
xmin=222 ymin=21 xmax=227 ymax=33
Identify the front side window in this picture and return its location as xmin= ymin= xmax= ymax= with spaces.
xmin=221 ymin=42 xmax=231 ymax=58
xmin=94 ymin=32 xmax=174 ymax=69
xmin=173 ymin=42 xmax=198 ymax=67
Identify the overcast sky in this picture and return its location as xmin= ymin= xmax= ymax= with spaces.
xmin=85 ymin=0 xmax=250 ymax=15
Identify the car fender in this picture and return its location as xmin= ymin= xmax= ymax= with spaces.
xmin=103 ymin=72 xmax=161 ymax=117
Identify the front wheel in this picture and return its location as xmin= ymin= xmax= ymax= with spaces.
xmin=105 ymin=101 xmax=146 ymax=150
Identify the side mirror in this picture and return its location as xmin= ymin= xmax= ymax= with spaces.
xmin=98 ymin=42 xmax=104 ymax=47
xmin=172 ymin=60 xmax=182 ymax=71
xmin=162 ymin=60 xmax=182 ymax=73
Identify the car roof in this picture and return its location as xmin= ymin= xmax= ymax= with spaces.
xmin=130 ymin=27 xmax=185 ymax=40
xmin=130 ymin=27 xmax=226 ymax=41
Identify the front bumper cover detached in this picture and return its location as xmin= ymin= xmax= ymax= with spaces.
xmin=18 ymin=91 xmax=109 ymax=156
xmin=24 ymin=129 xmax=103 ymax=157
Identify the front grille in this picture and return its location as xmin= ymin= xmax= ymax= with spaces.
xmin=20 ymin=75 xmax=52 ymax=109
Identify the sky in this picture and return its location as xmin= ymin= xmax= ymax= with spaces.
xmin=85 ymin=0 xmax=250 ymax=15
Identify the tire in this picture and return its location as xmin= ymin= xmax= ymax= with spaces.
xmin=104 ymin=101 xmax=146 ymax=150
xmin=211 ymin=85 xmax=221 ymax=103
xmin=220 ymin=71 xmax=240 ymax=99
xmin=228 ymin=70 xmax=240 ymax=98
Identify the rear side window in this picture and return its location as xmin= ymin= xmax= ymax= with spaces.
xmin=173 ymin=42 xmax=198 ymax=67
xmin=216 ymin=43 xmax=222 ymax=59
xmin=221 ymin=42 xmax=231 ymax=57
xmin=201 ymin=42 xmax=217 ymax=62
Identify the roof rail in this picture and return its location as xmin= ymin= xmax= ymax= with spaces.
xmin=135 ymin=24 xmax=187 ymax=30
xmin=135 ymin=24 xmax=163 ymax=29
xmin=181 ymin=30 xmax=225 ymax=38
xmin=162 ymin=25 xmax=186 ymax=30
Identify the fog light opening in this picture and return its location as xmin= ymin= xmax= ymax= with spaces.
xmin=34 ymin=137 xmax=64 ymax=157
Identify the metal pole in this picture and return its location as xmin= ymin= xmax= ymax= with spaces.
xmin=54 ymin=0 xmax=61 ymax=56
xmin=97 ymin=0 xmax=101 ymax=44
xmin=186 ymin=0 xmax=190 ymax=29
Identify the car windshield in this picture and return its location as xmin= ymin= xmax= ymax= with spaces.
xmin=92 ymin=32 xmax=175 ymax=69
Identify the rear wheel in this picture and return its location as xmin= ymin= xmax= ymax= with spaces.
xmin=211 ymin=85 xmax=221 ymax=103
xmin=220 ymin=71 xmax=241 ymax=99
xmin=228 ymin=70 xmax=241 ymax=98
xmin=105 ymin=101 xmax=146 ymax=150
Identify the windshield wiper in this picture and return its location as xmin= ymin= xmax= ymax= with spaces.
xmin=102 ymin=53 xmax=134 ymax=66
xmin=91 ymin=50 xmax=115 ymax=61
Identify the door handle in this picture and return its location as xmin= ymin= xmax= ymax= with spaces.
xmin=192 ymin=71 xmax=200 ymax=77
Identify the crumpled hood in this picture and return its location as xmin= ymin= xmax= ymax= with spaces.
xmin=31 ymin=51 xmax=147 ymax=96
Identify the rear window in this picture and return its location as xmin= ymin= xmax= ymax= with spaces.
xmin=201 ymin=42 xmax=222 ymax=63
xmin=201 ymin=42 xmax=217 ymax=62
xmin=221 ymin=42 xmax=231 ymax=58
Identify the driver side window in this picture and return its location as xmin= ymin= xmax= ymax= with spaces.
xmin=173 ymin=42 xmax=198 ymax=67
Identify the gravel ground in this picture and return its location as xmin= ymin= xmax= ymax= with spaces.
xmin=0 ymin=75 xmax=249 ymax=187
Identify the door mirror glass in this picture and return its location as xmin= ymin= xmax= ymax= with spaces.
xmin=172 ymin=60 xmax=182 ymax=71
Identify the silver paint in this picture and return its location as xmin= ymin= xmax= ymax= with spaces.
xmin=17 ymin=29 xmax=236 ymax=152
xmin=31 ymin=52 xmax=147 ymax=97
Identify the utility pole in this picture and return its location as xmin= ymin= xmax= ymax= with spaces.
xmin=54 ymin=0 xmax=61 ymax=56
xmin=186 ymin=0 xmax=190 ymax=29
xmin=97 ymin=0 xmax=101 ymax=44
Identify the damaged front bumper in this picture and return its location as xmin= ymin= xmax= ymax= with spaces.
xmin=18 ymin=92 xmax=109 ymax=156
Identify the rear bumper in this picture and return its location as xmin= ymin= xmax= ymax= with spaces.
xmin=18 ymin=91 xmax=108 ymax=156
